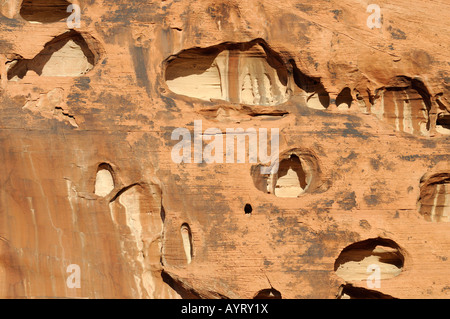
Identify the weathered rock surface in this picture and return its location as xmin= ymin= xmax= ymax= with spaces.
xmin=0 ymin=0 xmax=449 ymax=298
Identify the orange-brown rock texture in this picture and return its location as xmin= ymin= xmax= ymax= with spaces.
xmin=0 ymin=0 xmax=449 ymax=299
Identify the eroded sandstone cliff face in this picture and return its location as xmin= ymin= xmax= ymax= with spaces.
xmin=0 ymin=0 xmax=449 ymax=299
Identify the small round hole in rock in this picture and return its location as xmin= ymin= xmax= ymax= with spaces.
xmin=244 ymin=203 xmax=252 ymax=214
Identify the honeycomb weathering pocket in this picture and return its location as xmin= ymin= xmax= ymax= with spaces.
xmin=7 ymin=30 xmax=103 ymax=80
xmin=418 ymin=172 xmax=450 ymax=222
xmin=164 ymin=39 xmax=290 ymax=106
xmin=20 ymin=0 xmax=72 ymax=23
xmin=94 ymin=163 xmax=115 ymax=197
xmin=180 ymin=223 xmax=193 ymax=265
xmin=334 ymin=237 xmax=405 ymax=282
xmin=251 ymin=148 xmax=324 ymax=198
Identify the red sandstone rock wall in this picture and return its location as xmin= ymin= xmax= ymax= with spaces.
xmin=0 ymin=0 xmax=449 ymax=299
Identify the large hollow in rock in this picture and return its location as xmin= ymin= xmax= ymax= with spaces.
xmin=94 ymin=163 xmax=115 ymax=197
xmin=252 ymin=148 xmax=323 ymax=198
xmin=272 ymin=154 xmax=308 ymax=198
xmin=7 ymin=30 xmax=102 ymax=80
xmin=371 ymin=77 xmax=432 ymax=136
xmin=20 ymin=0 xmax=72 ymax=23
xmin=164 ymin=39 xmax=290 ymax=106
xmin=334 ymin=238 xmax=405 ymax=282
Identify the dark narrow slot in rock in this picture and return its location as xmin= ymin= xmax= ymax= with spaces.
xmin=180 ymin=223 xmax=193 ymax=264
xmin=249 ymin=111 xmax=289 ymax=117
xmin=253 ymin=288 xmax=282 ymax=299
xmin=7 ymin=30 xmax=101 ymax=80
xmin=336 ymin=284 xmax=396 ymax=299
xmin=334 ymin=237 xmax=405 ymax=281
xmin=54 ymin=106 xmax=78 ymax=127
xmin=418 ymin=173 xmax=450 ymax=222
xmin=336 ymin=87 xmax=353 ymax=109
xmin=164 ymin=39 xmax=290 ymax=106
xmin=109 ymin=183 xmax=141 ymax=203
xmin=244 ymin=203 xmax=252 ymax=214
xmin=411 ymin=78 xmax=432 ymax=110
xmin=160 ymin=205 xmax=166 ymax=223
xmin=367 ymin=88 xmax=375 ymax=105
xmin=20 ymin=0 xmax=72 ymax=23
